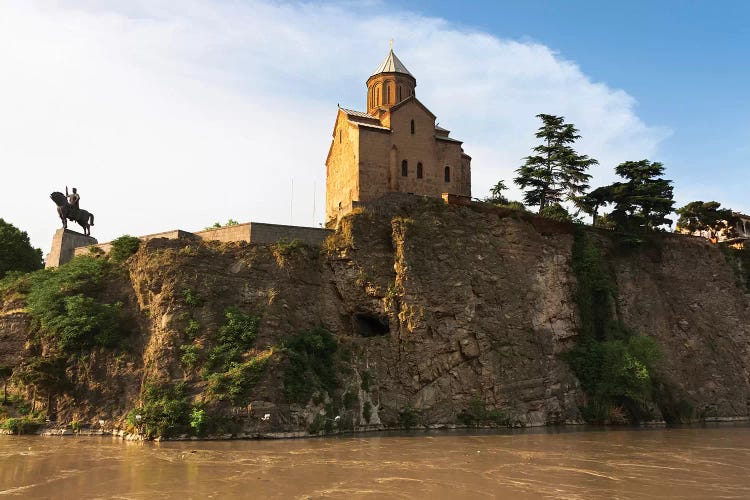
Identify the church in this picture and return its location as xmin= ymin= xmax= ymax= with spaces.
xmin=325 ymin=48 xmax=472 ymax=226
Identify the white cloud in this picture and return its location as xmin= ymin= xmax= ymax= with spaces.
xmin=0 ymin=0 xmax=668 ymax=251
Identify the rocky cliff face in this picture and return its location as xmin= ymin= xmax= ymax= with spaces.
xmin=1 ymin=196 xmax=748 ymax=437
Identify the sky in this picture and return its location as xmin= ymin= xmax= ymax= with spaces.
xmin=1 ymin=0 xmax=747 ymax=253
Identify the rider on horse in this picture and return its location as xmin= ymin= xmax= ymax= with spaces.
xmin=66 ymin=187 xmax=80 ymax=217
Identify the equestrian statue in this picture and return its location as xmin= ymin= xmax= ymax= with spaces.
xmin=50 ymin=187 xmax=95 ymax=236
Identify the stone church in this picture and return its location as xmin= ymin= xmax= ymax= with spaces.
xmin=325 ymin=48 xmax=472 ymax=225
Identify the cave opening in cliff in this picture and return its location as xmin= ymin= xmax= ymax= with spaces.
xmin=353 ymin=313 xmax=390 ymax=337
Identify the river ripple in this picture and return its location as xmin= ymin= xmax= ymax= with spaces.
xmin=1 ymin=424 xmax=749 ymax=499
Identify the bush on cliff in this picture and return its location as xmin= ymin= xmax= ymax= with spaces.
xmin=567 ymin=229 xmax=662 ymax=423
xmin=203 ymin=307 xmax=261 ymax=374
xmin=283 ymin=327 xmax=338 ymax=404
xmin=25 ymin=257 xmax=125 ymax=352
xmin=127 ymin=383 xmax=191 ymax=439
xmin=109 ymin=235 xmax=141 ymax=263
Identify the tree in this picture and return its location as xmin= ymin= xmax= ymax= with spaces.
xmin=676 ymin=201 xmax=739 ymax=238
xmin=586 ymin=160 xmax=675 ymax=232
xmin=609 ymin=160 xmax=675 ymax=231
xmin=574 ymin=185 xmax=614 ymax=226
xmin=484 ymin=180 xmax=509 ymax=205
xmin=0 ymin=219 xmax=43 ymax=279
xmin=515 ymin=114 xmax=598 ymax=211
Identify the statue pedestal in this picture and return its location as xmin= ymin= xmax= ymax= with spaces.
xmin=45 ymin=229 xmax=98 ymax=268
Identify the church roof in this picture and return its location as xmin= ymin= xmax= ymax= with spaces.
xmin=371 ymin=49 xmax=413 ymax=77
xmin=339 ymin=107 xmax=390 ymax=131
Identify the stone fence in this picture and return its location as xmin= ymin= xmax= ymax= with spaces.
xmin=47 ymin=222 xmax=331 ymax=267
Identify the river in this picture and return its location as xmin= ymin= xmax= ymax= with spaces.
xmin=2 ymin=424 xmax=749 ymax=499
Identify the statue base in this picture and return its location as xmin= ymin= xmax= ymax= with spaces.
xmin=46 ymin=229 xmax=98 ymax=268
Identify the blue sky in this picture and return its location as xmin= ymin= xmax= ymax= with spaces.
xmin=409 ymin=0 xmax=750 ymax=202
xmin=0 ymin=1 xmax=747 ymax=251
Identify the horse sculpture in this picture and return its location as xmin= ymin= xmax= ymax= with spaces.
xmin=50 ymin=191 xmax=95 ymax=236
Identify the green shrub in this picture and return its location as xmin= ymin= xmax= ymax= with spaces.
xmin=180 ymin=344 xmax=201 ymax=369
xmin=189 ymin=407 xmax=206 ymax=435
xmin=343 ymin=391 xmax=358 ymax=410
xmin=185 ymin=319 xmax=200 ymax=339
xmin=539 ymin=203 xmax=573 ymax=222
xmin=567 ymin=229 xmax=662 ymax=423
xmin=205 ymin=353 xmax=270 ymax=405
xmin=127 ymin=383 xmax=191 ymax=439
xmin=203 ymin=307 xmax=260 ymax=374
xmin=1 ymin=417 xmax=43 ymax=434
xmin=720 ymin=245 xmax=750 ymax=291
xmin=308 ymin=413 xmax=326 ymax=434
xmin=457 ymin=397 xmax=510 ymax=427
xmin=109 ymin=235 xmax=141 ymax=263
xmin=25 ymin=257 xmax=125 ymax=353
xmin=398 ymin=405 xmax=419 ymax=430
xmin=360 ymin=370 xmax=372 ymax=392
xmin=362 ymin=401 xmax=372 ymax=423
xmin=182 ymin=289 xmax=203 ymax=308
xmin=271 ymin=238 xmax=302 ymax=267
xmin=282 ymin=327 xmax=338 ymax=404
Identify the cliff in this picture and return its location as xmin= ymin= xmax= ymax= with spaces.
xmin=1 ymin=196 xmax=748 ymax=437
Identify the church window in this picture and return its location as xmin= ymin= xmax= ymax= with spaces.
xmin=417 ymin=163 xmax=423 ymax=179
xmin=384 ymin=83 xmax=390 ymax=104
xmin=377 ymin=85 xmax=381 ymax=105
xmin=401 ymin=160 xmax=408 ymax=177
xmin=398 ymin=86 xmax=402 ymax=101
xmin=444 ymin=166 xmax=451 ymax=182
xmin=410 ymin=119 xmax=415 ymax=134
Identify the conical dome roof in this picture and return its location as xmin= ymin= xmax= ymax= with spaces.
xmin=371 ymin=49 xmax=413 ymax=77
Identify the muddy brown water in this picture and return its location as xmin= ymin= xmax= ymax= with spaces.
xmin=1 ymin=425 xmax=749 ymax=499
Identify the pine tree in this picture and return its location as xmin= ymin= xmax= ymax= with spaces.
xmin=607 ymin=160 xmax=675 ymax=231
xmin=676 ymin=201 xmax=738 ymax=238
xmin=515 ymin=114 xmax=598 ymax=210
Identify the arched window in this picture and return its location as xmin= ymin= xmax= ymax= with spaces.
xmin=377 ymin=85 xmax=381 ymax=105
xmin=417 ymin=163 xmax=423 ymax=179
xmin=444 ymin=166 xmax=450 ymax=182
xmin=401 ymin=160 xmax=408 ymax=177
xmin=410 ymin=119 xmax=415 ymax=134
xmin=397 ymin=86 xmax=402 ymax=101
xmin=384 ymin=83 xmax=390 ymax=104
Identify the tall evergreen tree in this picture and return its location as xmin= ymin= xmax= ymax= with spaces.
xmin=597 ymin=160 xmax=675 ymax=231
xmin=515 ymin=114 xmax=598 ymax=210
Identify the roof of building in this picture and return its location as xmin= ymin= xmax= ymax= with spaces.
xmin=340 ymin=108 xmax=377 ymax=120
xmin=371 ymin=49 xmax=413 ymax=77
xmin=339 ymin=107 xmax=390 ymax=131
xmin=435 ymin=135 xmax=463 ymax=143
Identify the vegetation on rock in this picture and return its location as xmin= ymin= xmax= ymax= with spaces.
xmin=566 ymin=229 xmax=663 ymax=423
xmin=109 ymin=235 xmax=141 ymax=263
xmin=282 ymin=326 xmax=338 ymax=405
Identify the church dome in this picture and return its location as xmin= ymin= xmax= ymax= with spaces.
xmin=371 ymin=49 xmax=413 ymax=78
xmin=366 ymin=48 xmax=417 ymax=114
